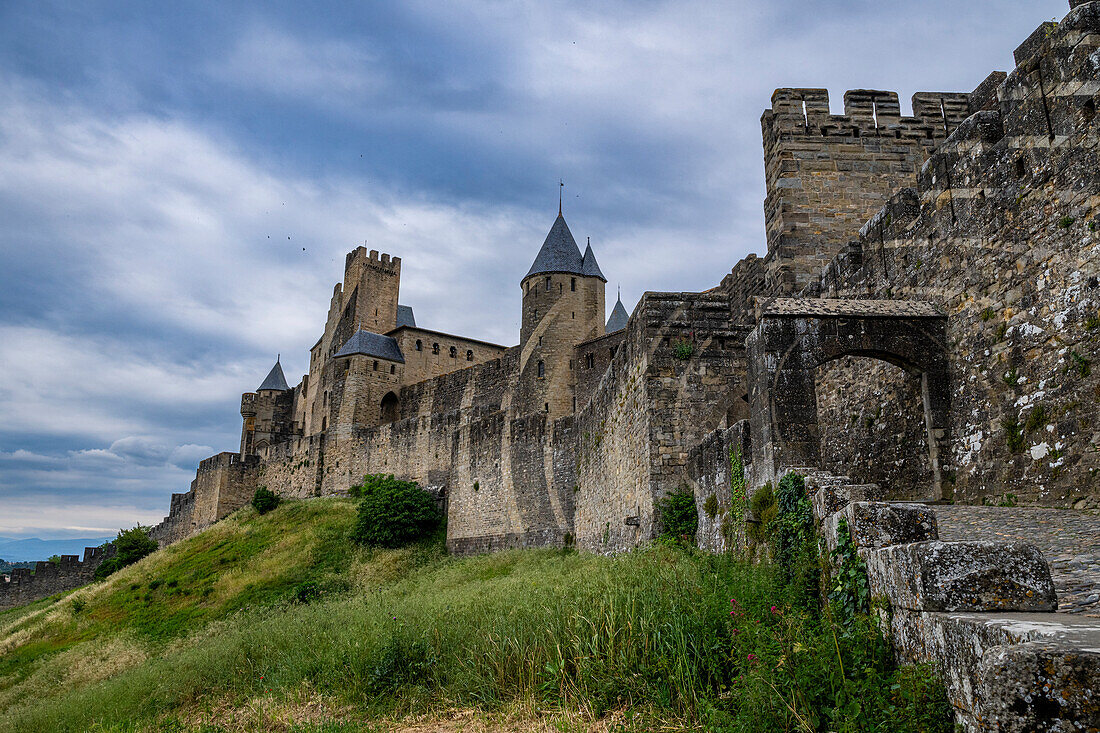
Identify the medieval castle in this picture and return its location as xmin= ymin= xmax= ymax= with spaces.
xmin=139 ymin=1 xmax=1099 ymax=556
xmin=4 ymin=3 xmax=1099 ymax=727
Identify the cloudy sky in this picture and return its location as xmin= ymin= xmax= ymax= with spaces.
xmin=0 ymin=0 xmax=1068 ymax=538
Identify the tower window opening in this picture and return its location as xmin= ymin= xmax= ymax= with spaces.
xmin=545 ymin=276 xmax=551 ymax=291
xmin=432 ymin=343 xmax=440 ymax=354
xmin=538 ymin=336 xmax=543 ymax=347
xmin=571 ymin=278 xmax=576 ymax=291
xmin=559 ymin=283 xmax=563 ymax=294
xmin=572 ymin=396 xmax=576 ymax=412
xmin=569 ymin=359 xmax=573 ymax=370
xmin=571 ymin=312 xmax=575 ymax=319
xmin=415 ymin=339 xmax=422 ymax=351
xmin=390 ymin=364 xmax=395 ymax=374
xmin=585 ymin=353 xmax=594 ymax=369
xmin=466 ymin=350 xmax=473 ymax=361
xmin=373 ymin=360 xmax=378 ymax=371
xmin=537 ymin=360 xmax=545 ymax=377
xmin=544 ymin=403 xmax=549 ymax=413
xmin=449 ymin=346 xmax=457 ymax=358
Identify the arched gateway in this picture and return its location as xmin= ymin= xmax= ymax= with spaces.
xmin=746 ymin=299 xmax=950 ymax=499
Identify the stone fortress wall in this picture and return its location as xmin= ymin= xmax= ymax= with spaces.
xmin=143 ymin=2 xmax=1099 ymax=559
xmin=0 ymin=545 xmax=116 ymax=611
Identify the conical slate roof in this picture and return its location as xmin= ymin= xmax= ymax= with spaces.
xmin=258 ymin=359 xmax=290 ymax=392
xmin=396 ymin=304 xmax=416 ymax=328
xmin=333 ymin=330 xmax=405 ymax=363
xmin=580 ymin=240 xmax=606 ymax=282
xmin=524 ymin=213 xmax=584 ymax=280
xmin=606 ymin=295 xmax=629 ymax=333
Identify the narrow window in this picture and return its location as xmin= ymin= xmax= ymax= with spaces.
xmin=466 ymin=350 xmax=473 ymax=361
xmin=559 ymin=283 xmax=563 ymax=294
xmin=609 ymin=347 xmax=615 ymax=360
xmin=586 ymin=353 xmax=594 ymax=369
xmin=571 ymin=277 xmax=576 ymax=291
xmin=569 ymin=359 xmax=573 ymax=370
xmin=545 ymin=276 xmax=551 ymax=291
xmin=390 ymin=364 xmax=395 ymax=374
xmin=449 ymin=346 xmax=457 ymax=358
xmin=544 ymin=403 xmax=549 ymax=413
xmin=415 ymin=339 xmax=422 ymax=351
xmin=572 ymin=312 xmax=575 ymax=319
xmin=537 ymin=360 xmax=545 ymax=377
xmin=433 ymin=343 xmax=440 ymax=354
xmin=538 ymin=336 xmax=543 ymax=347
xmin=373 ymin=360 xmax=378 ymax=371
xmin=534 ymin=309 xmax=538 ymax=318
xmin=572 ymin=397 xmax=576 ymax=412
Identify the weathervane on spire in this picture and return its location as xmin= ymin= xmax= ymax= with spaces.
xmin=559 ymin=179 xmax=564 ymax=215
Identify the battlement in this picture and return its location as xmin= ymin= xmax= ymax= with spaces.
xmin=196 ymin=451 xmax=255 ymax=473
xmin=0 ymin=542 xmax=116 ymax=611
xmin=344 ymin=246 xmax=401 ymax=275
xmin=764 ymin=88 xmax=972 ymax=143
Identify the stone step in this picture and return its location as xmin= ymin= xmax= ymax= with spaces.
xmin=890 ymin=609 xmax=1100 ymax=733
xmin=822 ymin=501 xmax=938 ymax=556
xmin=865 ymin=540 xmax=1057 ymax=613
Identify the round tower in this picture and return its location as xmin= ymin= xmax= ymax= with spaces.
xmin=518 ymin=211 xmax=606 ymax=417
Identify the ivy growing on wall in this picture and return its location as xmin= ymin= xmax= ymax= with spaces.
xmin=828 ymin=516 xmax=871 ymax=627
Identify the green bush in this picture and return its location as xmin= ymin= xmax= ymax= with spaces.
xmin=769 ymin=472 xmax=820 ymax=610
xmin=671 ymin=338 xmax=695 ymax=360
xmin=351 ymin=474 xmax=442 ymax=548
xmin=747 ymin=482 xmax=776 ymax=544
xmin=251 ymin=486 xmax=281 ymax=515
xmin=655 ymin=486 xmax=698 ymax=543
xmin=94 ymin=526 xmax=158 ymax=580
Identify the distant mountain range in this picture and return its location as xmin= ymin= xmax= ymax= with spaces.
xmin=0 ymin=536 xmax=114 ymax=562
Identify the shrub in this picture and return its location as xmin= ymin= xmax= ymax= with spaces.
xmin=747 ymin=481 xmax=776 ymax=544
xmin=655 ymin=486 xmax=698 ymax=543
xmin=671 ymin=338 xmax=694 ymax=360
xmin=251 ymin=486 xmax=280 ymax=515
xmin=94 ymin=526 xmax=158 ymax=580
xmin=769 ymin=472 xmax=819 ymax=610
xmin=351 ymin=474 xmax=442 ymax=548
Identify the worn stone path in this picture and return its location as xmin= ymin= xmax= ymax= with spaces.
xmin=934 ymin=505 xmax=1100 ymax=616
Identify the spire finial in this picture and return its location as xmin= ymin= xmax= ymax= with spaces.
xmin=277 ymin=353 xmax=280 ymax=362
xmin=558 ymin=179 xmax=564 ymax=215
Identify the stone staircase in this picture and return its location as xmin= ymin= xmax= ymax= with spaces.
xmin=803 ymin=471 xmax=1100 ymax=732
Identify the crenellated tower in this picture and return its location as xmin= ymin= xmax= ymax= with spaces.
xmin=760 ymin=87 xmax=979 ymax=293
xmin=518 ymin=211 xmax=606 ymax=417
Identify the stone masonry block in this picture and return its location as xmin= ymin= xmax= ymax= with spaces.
xmin=979 ymin=642 xmax=1100 ymax=732
xmin=811 ymin=482 xmax=885 ymax=523
xmin=823 ymin=501 xmax=938 ymax=556
xmin=865 ymin=541 xmax=1057 ymax=612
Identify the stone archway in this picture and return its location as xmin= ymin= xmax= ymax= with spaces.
xmin=746 ymin=299 xmax=950 ymax=499
xmin=380 ymin=391 xmax=400 ymax=424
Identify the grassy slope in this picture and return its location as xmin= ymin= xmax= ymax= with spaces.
xmin=0 ymin=499 xmax=952 ymax=733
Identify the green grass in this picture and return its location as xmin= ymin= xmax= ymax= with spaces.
xmin=0 ymin=499 xmax=952 ymax=732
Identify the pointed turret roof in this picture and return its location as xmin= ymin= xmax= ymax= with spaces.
xmin=580 ymin=239 xmax=606 ymax=282
xmin=396 ymin=304 xmax=416 ymax=328
xmin=258 ymin=358 xmax=290 ymax=392
xmin=606 ymin=294 xmax=629 ymax=333
xmin=333 ymin=330 xmax=405 ymax=363
xmin=524 ymin=213 xmax=585 ymax=281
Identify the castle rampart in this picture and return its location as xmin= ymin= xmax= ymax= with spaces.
xmin=0 ymin=544 xmax=116 ymax=611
